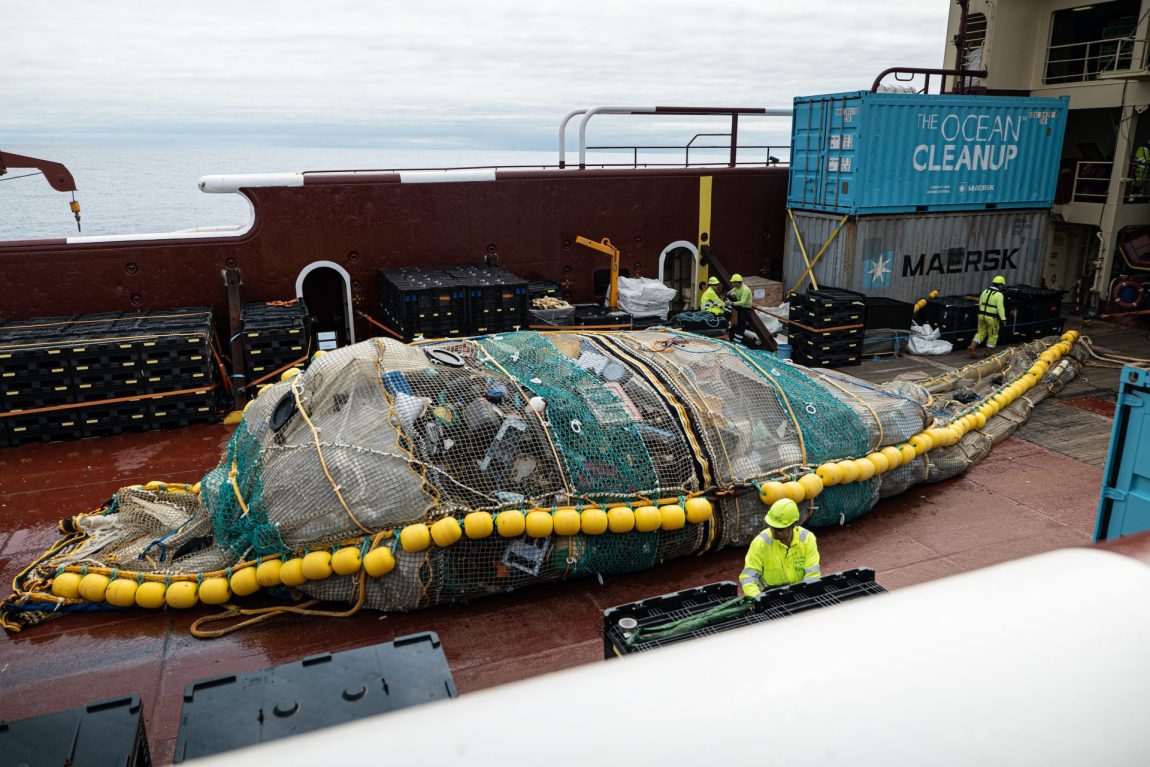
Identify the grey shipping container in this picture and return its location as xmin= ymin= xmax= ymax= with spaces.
xmin=783 ymin=209 xmax=1049 ymax=303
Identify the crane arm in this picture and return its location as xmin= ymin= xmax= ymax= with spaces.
xmin=575 ymin=236 xmax=621 ymax=309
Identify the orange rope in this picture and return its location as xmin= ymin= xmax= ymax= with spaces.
xmin=242 ymin=354 xmax=309 ymax=390
xmin=0 ymin=386 xmax=215 ymax=419
xmin=356 ymin=310 xmax=405 ymax=340
xmin=0 ymin=311 xmax=209 ymax=331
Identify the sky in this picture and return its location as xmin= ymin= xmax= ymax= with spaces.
xmin=4 ymin=1 xmax=951 ymax=151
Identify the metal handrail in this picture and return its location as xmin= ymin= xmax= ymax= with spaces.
xmin=870 ymin=67 xmax=988 ymax=93
xmin=1071 ymin=160 xmax=1112 ymax=202
xmin=1043 ymin=34 xmax=1141 ymax=83
xmin=587 ymin=140 xmax=787 ymax=169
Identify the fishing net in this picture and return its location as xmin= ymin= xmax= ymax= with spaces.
xmin=1 ymin=329 xmax=1086 ymax=632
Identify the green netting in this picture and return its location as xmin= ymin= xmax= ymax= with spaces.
xmin=476 ymin=333 xmax=656 ymax=498
xmin=806 ymin=481 xmax=880 ymax=526
xmin=563 ymin=530 xmax=662 ymax=577
xmin=198 ymin=421 xmax=287 ymax=558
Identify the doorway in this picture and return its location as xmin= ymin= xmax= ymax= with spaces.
xmin=658 ymin=240 xmax=699 ymax=312
xmin=296 ymin=261 xmax=355 ymax=348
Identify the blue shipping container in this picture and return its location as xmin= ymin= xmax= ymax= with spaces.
xmin=787 ymin=91 xmax=1069 ymax=215
xmin=1094 ymin=366 xmax=1150 ymax=542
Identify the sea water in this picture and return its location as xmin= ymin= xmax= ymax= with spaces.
xmin=0 ymin=146 xmax=589 ymax=241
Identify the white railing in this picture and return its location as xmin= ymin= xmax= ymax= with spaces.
xmin=1044 ymin=34 xmax=1139 ymax=84
xmin=1071 ymin=160 xmax=1112 ymax=202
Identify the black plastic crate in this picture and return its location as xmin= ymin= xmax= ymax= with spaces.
xmin=1031 ymin=317 xmax=1066 ymax=338
xmin=528 ymin=280 xmax=563 ymax=300
xmin=1 ymin=387 xmax=74 ymax=413
xmin=573 ymin=305 xmax=633 ymax=328
xmin=0 ymin=348 xmax=70 ymax=378
xmin=864 ymin=296 xmax=914 ymax=331
xmin=1005 ymin=284 xmax=1064 ymax=323
xmin=789 ymin=325 xmax=864 ymax=343
xmin=78 ymin=402 xmax=152 ymax=438
xmin=791 ymin=333 xmax=863 ymax=355
xmin=0 ymin=694 xmax=151 ymax=767
xmin=789 ymin=304 xmax=865 ymax=328
xmin=603 ymin=569 xmax=885 ymax=658
xmin=919 ymin=295 xmax=978 ymax=338
xmin=793 ymin=349 xmax=862 ymax=368
xmin=149 ymin=392 xmax=217 ymax=428
xmin=173 ymin=632 xmax=456 ymax=762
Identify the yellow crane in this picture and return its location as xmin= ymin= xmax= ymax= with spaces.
xmin=575 ymin=235 xmax=621 ymax=309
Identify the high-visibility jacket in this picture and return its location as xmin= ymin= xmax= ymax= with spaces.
xmin=700 ymin=287 xmax=724 ymax=315
xmin=978 ymin=286 xmax=1006 ymax=321
xmin=739 ymin=526 xmax=821 ymax=597
xmin=1135 ymin=144 xmax=1150 ymax=174
xmin=728 ymin=284 xmax=753 ymax=309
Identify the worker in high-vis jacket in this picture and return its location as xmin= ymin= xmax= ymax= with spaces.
xmin=700 ymin=276 xmax=725 ymax=316
xmin=739 ymin=498 xmax=821 ymax=597
xmin=968 ymin=275 xmax=1007 ymax=358
xmin=726 ymin=273 xmax=754 ymax=343
xmin=1130 ymin=139 xmax=1150 ymax=202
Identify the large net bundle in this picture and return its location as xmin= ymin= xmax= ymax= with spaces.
xmin=1 ymin=329 xmax=1086 ymax=633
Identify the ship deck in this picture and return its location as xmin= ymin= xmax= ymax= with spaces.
xmin=1 ymin=315 xmax=1146 ymax=763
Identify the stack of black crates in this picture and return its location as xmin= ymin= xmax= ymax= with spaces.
xmin=0 ymin=308 xmax=217 ymax=447
xmin=788 ymin=287 xmax=865 ymax=367
xmin=918 ymin=295 xmax=979 ymax=349
xmin=378 ymin=266 xmax=529 ymax=340
xmin=1001 ymin=285 xmax=1066 ymax=343
xmin=241 ymin=301 xmax=311 ymax=383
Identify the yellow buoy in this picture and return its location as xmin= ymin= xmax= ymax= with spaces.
xmin=281 ymin=367 xmax=301 ymax=381
xmin=302 ymin=551 xmax=334 ymax=580
xmin=256 ymin=558 xmax=283 ymax=587
xmin=880 ymin=446 xmax=903 ymax=469
xmin=815 ymin=462 xmax=843 ymax=487
xmin=781 ymin=481 xmax=807 ymax=503
xmin=607 ymin=507 xmax=636 ymax=533
xmin=660 ymin=504 xmax=686 ymax=530
xmin=853 ymin=457 xmax=876 ymax=481
xmin=401 ymin=524 xmax=432 ymax=552
xmin=198 ymin=577 xmax=231 ymax=605
xmin=581 ymin=508 xmax=610 ymax=535
xmin=683 ymin=498 xmax=713 ymax=524
xmin=837 ymin=459 xmax=861 ymax=484
xmin=758 ymin=481 xmax=788 ymax=505
xmin=496 ymin=511 xmax=526 ymax=537
xmin=135 ymin=581 xmax=167 ymax=609
xmin=190 ymin=482 xmax=201 ymax=494
xmin=331 ymin=547 xmax=363 ymax=576
xmin=897 ymin=443 xmax=917 ymax=465
xmin=51 ymin=572 xmax=83 ymax=599
xmin=166 ymin=581 xmax=199 ymax=609
xmin=865 ymin=452 xmax=890 ymax=475
xmin=78 ymin=573 xmax=111 ymax=603
xmin=363 ymin=547 xmax=396 ymax=577
xmin=230 ymin=567 xmax=260 ymax=596
xmin=553 ymin=508 xmax=582 ymax=536
xmin=797 ymin=472 xmax=824 ymax=499
xmin=971 ymin=412 xmax=986 ymax=429
xmin=909 ymin=433 xmax=933 ymax=455
xmin=105 ymin=578 xmax=139 ymax=607
xmin=634 ymin=505 xmax=662 ymax=532
xmin=464 ymin=511 xmax=494 ymax=539
xmin=431 ymin=517 xmax=463 ymax=547
xmin=526 ymin=511 xmax=554 ymax=538
xmin=279 ymin=557 xmax=308 ymax=586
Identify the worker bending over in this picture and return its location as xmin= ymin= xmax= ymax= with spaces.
xmin=968 ymin=275 xmax=1007 ymax=358
xmin=699 ymin=276 xmax=725 ymax=315
xmin=727 ymin=274 xmax=753 ymax=344
xmin=739 ymin=498 xmax=821 ymax=597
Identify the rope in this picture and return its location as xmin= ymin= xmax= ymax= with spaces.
xmin=290 ymin=377 xmax=373 ymax=534
xmin=626 ymin=596 xmax=752 ymax=646
xmin=0 ymin=386 xmax=214 ymax=419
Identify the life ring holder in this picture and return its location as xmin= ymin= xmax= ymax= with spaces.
xmin=424 ymin=348 xmax=465 ymax=368
xmin=1111 ymin=278 xmax=1144 ymax=310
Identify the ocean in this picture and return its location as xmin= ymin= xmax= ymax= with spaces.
xmin=0 ymin=145 xmax=747 ymax=242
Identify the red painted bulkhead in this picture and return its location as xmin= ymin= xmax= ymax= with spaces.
xmin=0 ymin=166 xmax=788 ymax=338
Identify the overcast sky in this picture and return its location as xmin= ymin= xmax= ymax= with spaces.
xmin=4 ymin=1 xmax=950 ymax=150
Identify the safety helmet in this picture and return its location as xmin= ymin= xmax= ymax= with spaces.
xmin=731 ymin=273 xmax=744 ymax=282
xmin=708 ymin=276 xmax=720 ymax=285
xmin=992 ymin=275 xmax=1006 ymax=285
xmin=764 ymin=498 xmax=800 ymax=528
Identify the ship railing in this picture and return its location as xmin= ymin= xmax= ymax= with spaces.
xmin=1071 ymin=160 xmax=1113 ymax=202
xmin=584 ymin=137 xmax=788 ymax=169
xmin=1043 ymin=35 xmax=1141 ymax=84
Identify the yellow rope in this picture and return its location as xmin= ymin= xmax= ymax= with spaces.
xmin=228 ymin=461 xmax=251 ymax=517
xmin=806 ymin=369 xmax=885 ymax=450
xmin=190 ymin=571 xmax=367 ymax=639
xmin=291 ymin=377 xmax=374 ymax=535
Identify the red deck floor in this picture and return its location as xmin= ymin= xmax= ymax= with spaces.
xmin=0 ymin=423 xmax=1103 ymax=763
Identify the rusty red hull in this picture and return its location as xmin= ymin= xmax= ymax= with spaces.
xmin=0 ymin=166 xmax=788 ymax=338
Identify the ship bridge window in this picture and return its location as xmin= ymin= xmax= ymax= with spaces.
xmin=1044 ymin=1 xmax=1139 ymax=84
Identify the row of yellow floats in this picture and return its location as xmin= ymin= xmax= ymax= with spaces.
xmin=755 ymin=331 xmax=1078 ymax=507
xmin=45 ymin=332 xmax=1077 ymax=611
xmin=48 ymin=497 xmax=715 ymax=610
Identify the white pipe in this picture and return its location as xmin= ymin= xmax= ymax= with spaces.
xmin=558 ymin=108 xmax=588 ymax=168
xmin=190 ymin=548 xmax=1150 ymax=766
xmin=577 ymin=106 xmax=657 ymax=169
xmin=198 ymin=173 xmax=305 ymax=193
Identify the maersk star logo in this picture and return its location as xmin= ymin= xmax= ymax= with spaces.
xmin=864 ymin=251 xmax=893 ymax=289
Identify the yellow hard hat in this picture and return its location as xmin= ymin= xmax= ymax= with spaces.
xmin=731 ymin=274 xmax=744 ymax=282
xmin=708 ymin=276 xmax=720 ymax=285
xmin=992 ymin=275 xmax=1006 ymax=285
xmin=764 ymin=498 xmax=800 ymax=528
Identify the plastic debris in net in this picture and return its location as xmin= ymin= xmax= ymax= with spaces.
xmin=0 ymin=331 xmax=1086 ymax=631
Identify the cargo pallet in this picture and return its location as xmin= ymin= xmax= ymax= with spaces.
xmin=603 ymin=568 xmax=886 ymax=658
xmin=378 ymin=266 xmax=534 ymax=340
xmin=0 ymin=694 xmax=151 ymax=767
xmin=240 ymin=301 xmax=312 ymax=382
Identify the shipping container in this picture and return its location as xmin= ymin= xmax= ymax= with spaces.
xmin=783 ymin=209 xmax=1049 ymax=304
xmin=788 ymin=91 xmax=1068 ymax=215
